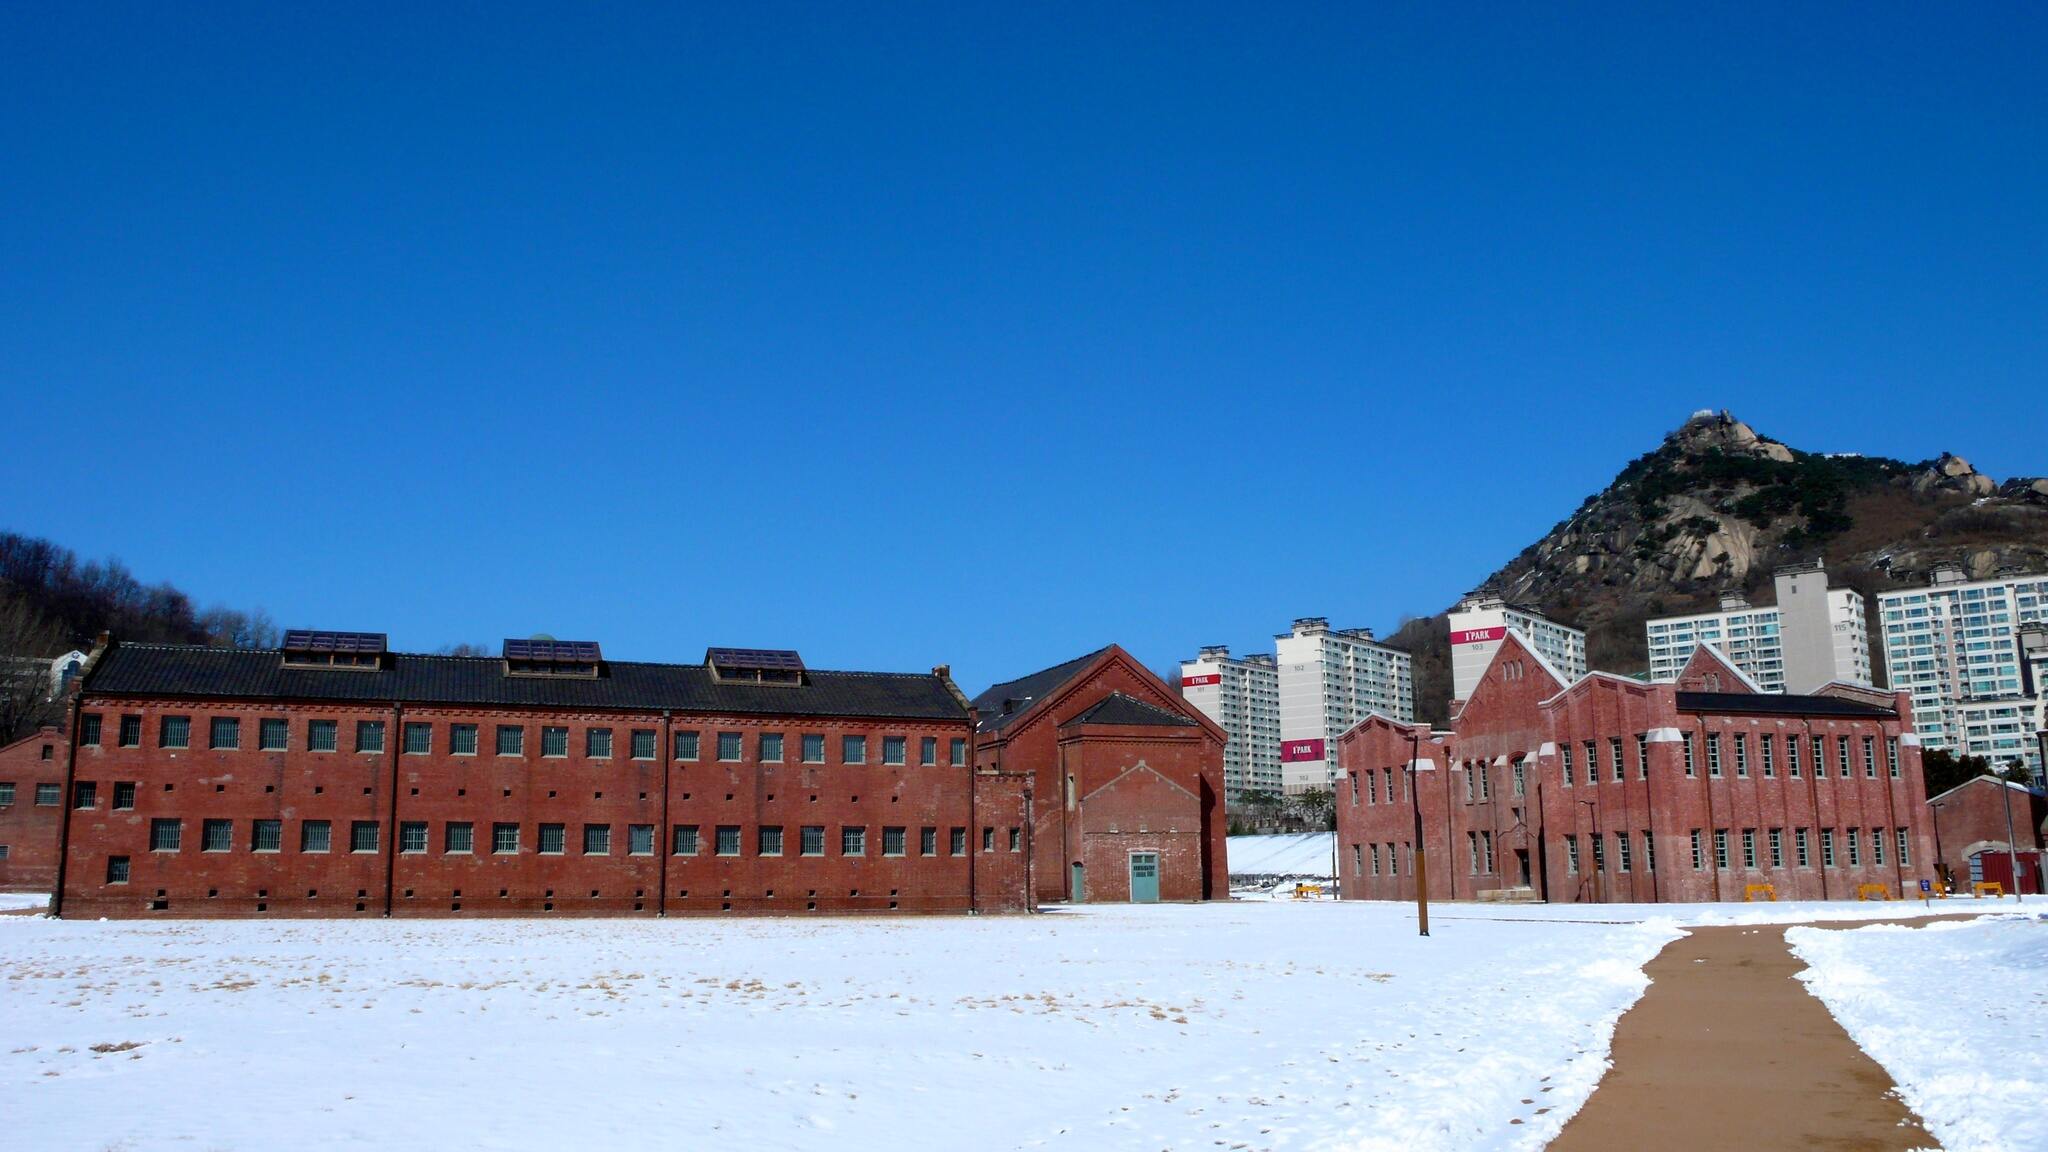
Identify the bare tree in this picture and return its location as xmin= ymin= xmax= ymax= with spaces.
xmin=198 ymin=605 xmax=281 ymax=649
xmin=437 ymin=642 xmax=492 ymax=657
xmin=0 ymin=595 xmax=68 ymax=746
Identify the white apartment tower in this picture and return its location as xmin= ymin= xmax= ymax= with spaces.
xmin=1447 ymin=591 xmax=1586 ymax=701
xmin=1645 ymin=562 xmax=1872 ymax=694
xmin=1274 ymin=617 xmax=1413 ymax=795
xmin=1878 ymin=564 xmax=2048 ymax=784
xmin=1178 ymin=646 xmax=1281 ymax=802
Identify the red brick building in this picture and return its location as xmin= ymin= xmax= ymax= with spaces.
xmin=973 ymin=646 xmax=1228 ymax=903
xmin=56 ymin=633 xmax=1034 ymax=918
xmin=1337 ymin=637 xmax=1935 ymax=904
xmin=1926 ymin=774 xmax=2047 ymax=894
xmin=0 ymin=725 xmax=67 ymax=890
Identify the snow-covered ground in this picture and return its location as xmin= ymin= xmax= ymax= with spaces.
xmin=0 ymin=891 xmax=50 ymax=912
xmin=1789 ymin=912 xmax=2048 ymax=1152
xmin=3 ymin=901 xmax=1679 ymax=1152
xmin=1227 ymin=832 xmax=1336 ymax=879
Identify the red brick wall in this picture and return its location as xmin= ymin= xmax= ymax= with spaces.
xmin=1337 ymin=633 xmax=1938 ymax=905
xmin=1058 ymin=725 xmax=1218 ymax=901
xmin=1927 ymin=776 xmax=2048 ymax=889
xmin=0 ymin=727 xmax=67 ymax=892
xmin=976 ymin=649 xmax=1227 ymax=902
xmin=58 ymin=695 xmax=1024 ymax=918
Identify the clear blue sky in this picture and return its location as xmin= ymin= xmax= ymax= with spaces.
xmin=3 ymin=5 xmax=2042 ymax=691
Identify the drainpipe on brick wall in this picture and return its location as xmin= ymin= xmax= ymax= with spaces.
xmin=1057 ymin=740 xmax=1071 ymax=901
xmin=1023 ymin=783 xmax=1035 ymax=914
xmin=969 ymin=740 xmax=982 ymax=913
xmin=657 ymin=710 xmax=672 ymax=916
xmin=1441 ymin=750 xmax=1455 ymax=903
xmin=1533 ymin=776 xmax=1549 ymax=902
xmin=50 ymin=689 xmax=86 ymax=918
xmin=382 ymin=702 xmax=402 ymax=916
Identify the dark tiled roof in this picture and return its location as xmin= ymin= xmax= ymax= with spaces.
xmin=1676 ymin=691 xmax=1897 ymax=719
xmin=83 ymin=643 xmax=969 ymax=722
xmin=1061 ymin=691 xmax=1196 ymax=728
xmin=971 ymin=646 xmax=1111 ymax=734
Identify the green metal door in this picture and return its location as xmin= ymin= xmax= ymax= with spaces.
xmin=1129 ymin=852 xmax=1159 ymax=903
xmin=1071 ymin=862 xmax=1086 ymax=903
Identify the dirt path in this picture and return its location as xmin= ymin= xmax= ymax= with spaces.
xmin=1549 ymin=920 xmax=1941 ymax=1151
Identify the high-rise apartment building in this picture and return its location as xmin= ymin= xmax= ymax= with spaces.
xmin=1646 ymin=562 xmax=1871 ymax=694
xmin=1878 ymin=564 xmax=2048 ymax=783
xmin=1274 ymin=618 xmax=1412 ymax=795
xmin=1446 ymin=591 xmax=1586 ymax=701
xmin=1178 ymin=646 xmax=1281 ymax=802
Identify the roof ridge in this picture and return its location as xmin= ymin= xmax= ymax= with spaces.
xmin=104 ymin=643 xmax=943 ymax=680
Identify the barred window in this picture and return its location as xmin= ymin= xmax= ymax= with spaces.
xmin=446 ymin=822 xmax=474 ymax=853
xmin=920 ymin=827 xmax=937 ymax=855
xmin=35 ymin=782 xmax=59 ymax=805
xmin=494 ymin=823 xmax=520 ymax=854
xmin=113 ymin=781 xmax=135 ymax=810
xmin=450 ymin=724 xmax=478 ymax=755
xmin=404 ymin=722 xmax=432 ymax=755
xmin=628 ymin=824 xmax=654 ymax=856
xmin=949 ymin=738 xmax=967 ymax=766
xmin=760 ymin=733 xmax=784 ymax=762
xmin=883 ymin=827 xmax=906 ymax=856
xmin=920 ymin=737 xmax=937 ymax=766
xmin=106 ymin=856 xmax=130 ymax=883
xmin=253 ymin=819 xmax=282 ymax=852
xmin=672 ymin=825 xmax=699 ymax=856
xmin=586 ymin=728 xmax=612 ymax=759
xmin=308 ymin=719 xmax=338 ymax=752
xmin=842 ymin=826 xmax=867 ymax=856
xmin=583 ymin=824 xmax=610 ymax=855
xmin=202 ymin=819 xmax=232 ymax=852
xmin=73 ymin=781 xmax=96 ymax=809
xmin=80 ymin=713 xmax=102 ymax=746
xmin=758 ymin=825 xmax=783 ymax=856
xmin=842 ymin=736 xmax=866 ymax=765
xmin=356 ymin=721 xmax=385 ymax=754
xmin=539 ymin=823 xmax=566 ymax=854
xmin=802 ymin=825 xmax=825 ymax=856
xmin=119 ymin=714 xmax=142 ymax=747
xmin=630 ymin=729 xmax=656 ymax=760
xmin=716 ymin=825 xmax=741 ymax=856
xmin=301 ymin=820 xmax=332 ymax=852
xmin=210 ymin=716 xmax=240 ymax=750
xmin=350 ymin=821 xmax=379 ymax=853
xmin=802 ymin=734 xmax=825 ymax=763
xmin=260 ymin=718 xmax=289 ymax=751
xmin=950 ymin=827 xmax=967 ymax=855
xmin=717 ymin=732 xmax=743 ymax=761
xmin=151 ymin=818 xmax=182 ymax=851
xmin=883 ymin=737 xmax=907 ymax=766
xmin=674 ymin=730 xmax=699 ymax=760
xmin=160 ymin=715 xmax=191 ymax=749
xmin=541 ymin=727 xmax=568 ymax=758
xmin=496 ymin=726 xmax=524 ymax=756
xmin=400 ymin=822 xmax=428 ymax=853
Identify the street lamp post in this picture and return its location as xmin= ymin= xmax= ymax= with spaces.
xmin=1579 ymin=799 xmax=1602 ymax=905
xmin=2003 ymin=760 xmax=2025 ymax=903
xmin=1407 ymin=730 xmax=1430 ymax=937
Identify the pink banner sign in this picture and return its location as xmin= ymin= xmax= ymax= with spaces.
xmin=1450 ymin=626 xmax=1505 ymax=645
xmin=1279 ymin=738 xmax=1327 ymax=763
xmin=1181 ymin=674 xmax=1222 ymax=687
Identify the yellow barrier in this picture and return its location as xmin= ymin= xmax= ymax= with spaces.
xmin=1972 ymin=881 xmax=2006 ymax=899
xmin=1743 ymin=884 xmax=1776 ymax=902
xmin=1855 ymin=883 xmax=1892 ymax=901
